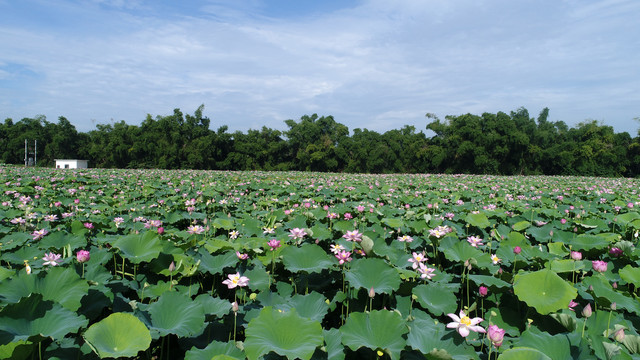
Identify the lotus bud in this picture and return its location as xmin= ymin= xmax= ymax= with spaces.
xmin=168 ymin=261 xmax=176 ymax=272
xmin=611 ymin=302 xmax=617 ymax=311
xmin=369 ymin=287 xmax=375 ymax=298
xmin=513 ymin=246 xmax=522 ymax=255
xmin=76 ymin=250 xmax=90 ymax=263
xmin=582 ymin=303 xmax=593 ymax=318
xmin=231 ymin=301 xmax=239 ymax=313
xmin=614 ymin=328 xmax=625 ymax=342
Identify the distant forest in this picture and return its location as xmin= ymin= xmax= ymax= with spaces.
xmin=2 ymin=105 xmax=640 ymax=177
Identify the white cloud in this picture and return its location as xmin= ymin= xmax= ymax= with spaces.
xmin=0 ymin=0 xmax=638 ymax=135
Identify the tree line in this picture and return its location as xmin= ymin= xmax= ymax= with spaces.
xmin=2 ymin=105 xmax=639 ymax=177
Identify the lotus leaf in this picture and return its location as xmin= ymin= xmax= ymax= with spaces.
xmin=0 ymin=266 xmax=88 ymax=311
xmin=619 ymin=265 xmax=640 ymax=287
xmin=112 ymin=231 xmax=162 ymax=264
xmin=513 ymin=269 xmax=577 ymax=315
xmin=406 ymin=311 xmax=479 ymax=359
xmin=148 ymin=291 xmax=205 ymax=337
xmin=497 ymin=347 xmax=552 ymax=360
xmin=281 ymin=243 xmax=333 ymax=274
xmin=340 ymin=310 xmax=408 ymax=360
xmin=83 ymin=312 xmax=152 ymax=358
xmin=244 ymin=306 xmax=323 ymax=360
xmin=344 ymin=257 xmax=401 ymax=294
xmin=412 ymin=283 xmax=457 ymax=316
xmin=465 ymin=212 xmax=490 ymax=229
xmin=0 ymin=294 xmax=88 ymax=342
xmin=184 ymin=340 xmax=245 ymax=360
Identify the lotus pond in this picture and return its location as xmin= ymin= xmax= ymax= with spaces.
xmin=1 ymin=167 xmax=640 ymax=359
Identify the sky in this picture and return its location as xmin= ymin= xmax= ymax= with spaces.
xmin=1 ymin=0 xmax=639 ymax=135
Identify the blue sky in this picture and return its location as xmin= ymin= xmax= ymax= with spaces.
xmin=1 ymin=0 xmax=639 ymax=135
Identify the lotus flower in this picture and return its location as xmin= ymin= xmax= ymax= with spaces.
xmin=446 ymin=310 xmax=486 ymax=337
xmin=222 ymin=273 xmax=249 ymax=289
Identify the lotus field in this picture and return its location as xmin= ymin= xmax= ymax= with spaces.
xmin=2 ymin=167 xmax=640 ymax=359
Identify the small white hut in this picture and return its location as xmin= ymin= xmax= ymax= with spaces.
xmin=55 ymin=159 xmax=89 ymax=169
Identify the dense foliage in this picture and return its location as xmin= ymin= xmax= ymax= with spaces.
xmin=1 ymin=168 xmax=640 ymax=359
xmin=2 ymin=106 xmax=639 ymax=176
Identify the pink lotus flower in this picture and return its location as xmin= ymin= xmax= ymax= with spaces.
xmin=42 ymin=252 xmax=61 ymax=266
xmin=288 ymin=228 xmax=307 ymax=240
xmin=236 ymin=251 xmax=248 ymax=260
xmin=187 ymin=225 xmax=205 ymax=235
xmin=83 ymin=222 xmax=94 ymax=230
xmin=267 ymin=239 xmax=281 ymax=251
xmin=329 ymin=244 xmax=345 ymax=254
xmin=222 ymin=273 xmax=249 ymax=289
xmin=592 ymin=260 xmax=608 ymax=273
xmin=568 ymin=299 xmax=578 ymax=311
xmin=417 ymin=263 xmax=436 ymax=280
xmin=32 ymin=229 xmax=48 ymax=240
xmin=609 ymin=247 xmax=623 ymax=257
xmin=76 ymin=250 xmax=90 ymax=263
xmin=397 ymin=235 xmax=414 ymax=243
xmin=570 ymin=251 xmax=582 ymax=260
xmin=335 ymin=250 xmax=352 ymax=265
xmin=478 ymin=286 xmax=488 ymax=297
xmin=487 ymin=325 xmax=505 ymax=347
xmin=342 ymin=230 xmax=363 ymax=242
xmin=407 ymin=252 xmax=427 ymax=269
xmin=467 ymin=236 xmax=483 ymax=248
xmin=446 ymin=310 xmax=486 ymax=337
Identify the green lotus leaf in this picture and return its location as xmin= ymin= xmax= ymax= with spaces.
xmin=194 ymin=294 xmax=231 ymax=318
xmin=184 ymin=340 xmax=245 ymax=360
xmin=513 ymin=269 xmax=577 ymax=315
xmin=0 ymin=267 xmax=88 ymax=311
xmin=406 ymin=312 xmax=479 ymax=359
xmin=0 ymin=232 xmax=30 ymax=252
xmin=442 ymin=241 xmax=491 ymax=268
xmin=83 ymin=312 xmax=152 ymax=359
xmin=517 ymin=327 xmax=571 ymax=360
xmin=38 ymin=232 xmax=86 ymax=252
xmin=323 ymin=328 xmax=345 ymax=360
xmin=281 ymin=244 xmax=333 ymax=274
xmin=0 ymin=339 xmax=32 ymax=360
xmin=309 ymin=223 xmax=331 ymax=240
xmin=497 ymin=347 xmax=552 ymax=360
xmin=0 ymin=266 xmax=14 ymax=282
xmin=616 ymin=212 xmax=640 ymax=225
xmin=565 ymin=234 xmax=612 ymax=251
xmin=212 ymin=218 xmax=234 ymax=230
xmin=412 ymin=283 xmax=457 ymax=316
xmin=382 ymin=218 xmax=404 ymax=229
xmin=340 ymin=310 xmax=408 ymax=360
xmin=244 ymin=306 xmax=323 ymax=360
xmin=197 ymin=249 xmax=239 ymax=275
xmin=243 ymin=265 xmax=270 ymax=291
xmin=623 ymin=334 xmax=640 ymax=354
xmin=112 ymin=231 xmax=162 ymax=264
xmin=619 ymin=265 xmax=640 ymax=288
xmin=345 ymin=258 xmax=401 ymax=294
xmin=466 ymin=212 xmax=490 ymax=228
xmin=279 ymin=291 xmax=329 ymax=323
xmin=545 ymin=259 xmax=585 ymax=273
xmin=0 ymin=294 xmax=88 ymax=342
xmin=583 ymin=275 xmax=640 ymax=315
xmin=148 ymin=291 xmax=205 ymax=338
xmin=512 ymin=221 xmax=531 ymax=232
xmin=467 ymin=274 xmax=511 ymax=289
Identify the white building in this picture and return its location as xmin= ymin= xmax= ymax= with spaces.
xmin=55 ymin=159 xmax=89 ymax=169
